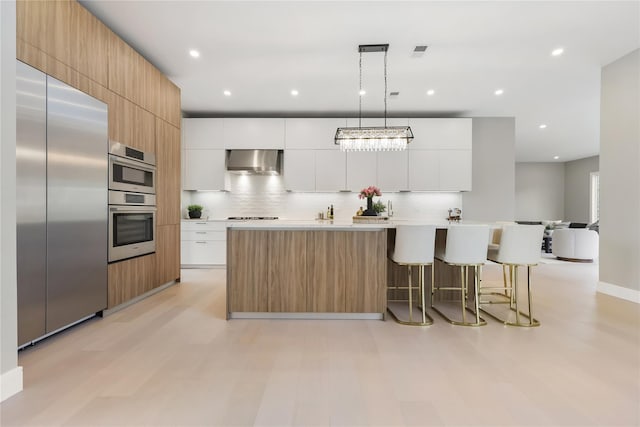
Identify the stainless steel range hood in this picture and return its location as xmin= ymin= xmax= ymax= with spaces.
xmin=226 ymin=149 xmax=283 ymax=175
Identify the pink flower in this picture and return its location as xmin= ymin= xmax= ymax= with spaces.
xmin=358 ymin=185 xmax=382 ymax=199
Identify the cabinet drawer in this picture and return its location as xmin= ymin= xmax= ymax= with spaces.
xmin=181 ymin=240 xmax=226 ymax=265
xmin=181 ymin=221 xmax=227 ymax=232
xmin=182 ymin=230 xmax=226 ymax=241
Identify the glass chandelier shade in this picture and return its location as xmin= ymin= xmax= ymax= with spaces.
xmin=335 ymin=44 xmax=414 ymax=152
xmin=334 ymin=126 xmax=414 ymax=151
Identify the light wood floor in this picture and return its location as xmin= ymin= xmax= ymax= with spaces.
xmin=1 ymin=261 xmax=639 ymax=426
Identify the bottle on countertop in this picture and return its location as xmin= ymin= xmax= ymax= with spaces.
xmin=327 ymin=206 xmax=331 ymax=219
xmin=357 ymin=206 xmax=364 ymax=216
xmin=330 ymin=204 xmax=334 ymax=219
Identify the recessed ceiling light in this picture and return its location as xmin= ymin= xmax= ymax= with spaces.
xmin=554 ymin=156 xmax=560 ymax=160
xmin=223 ymin=90 xmax=231 ymax=96
xmin=539 ymin=124 xmax=547 ymax=129
xmin=494 ymin=89 xmax=504 ymax=96
xmin=189 ymin=49 xmax=200 ymax=58
xmin=359 ymin=89 xmax=366 ymax=96
xmin=291 ymin=89 xmax=299 ymax=96
xmin=427 ymin=89 xmax=435 ymax=96
xmin=551 ymin=47 xmax=564 ymax=57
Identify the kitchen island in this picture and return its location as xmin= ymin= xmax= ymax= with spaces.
xmin=226 ymin=221 xmax=389 ymax=319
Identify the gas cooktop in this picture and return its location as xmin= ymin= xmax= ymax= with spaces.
xmin=227 ymin=216 xmax=279 ymax=220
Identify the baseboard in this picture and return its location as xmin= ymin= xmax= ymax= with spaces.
xmin=1 ymin=366 xmax=23 ymax=402
xmin=597 ymin=281 xmax=640 ymax=303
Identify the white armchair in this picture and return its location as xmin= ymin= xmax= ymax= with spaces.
xmin=552 ymin=228 xmax=599 ymax=262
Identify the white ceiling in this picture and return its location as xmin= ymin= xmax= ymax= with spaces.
xmin=81 ymin=1 xmax=640 ymax=162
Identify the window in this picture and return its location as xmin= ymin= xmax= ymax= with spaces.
xmin=590 ymin=172 xmax=600 ymax=223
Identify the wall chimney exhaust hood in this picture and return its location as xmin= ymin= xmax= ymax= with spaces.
xmin=226 ymin=149 xmax=283 ymax=175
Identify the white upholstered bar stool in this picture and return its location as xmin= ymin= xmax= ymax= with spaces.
xmin=482 ymin=224 xmax=544 ymax=327
xmin=432 ymin=224 xmax=490 ymax=326
xmin=388 ymin=225 xmax=436 ymax=326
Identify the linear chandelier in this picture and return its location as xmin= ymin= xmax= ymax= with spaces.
xmin=335 ymin=44 xmax=414 ymax=152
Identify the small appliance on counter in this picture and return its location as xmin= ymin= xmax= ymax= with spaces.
xmin=447 ymin=208 xmax=462 ymax=222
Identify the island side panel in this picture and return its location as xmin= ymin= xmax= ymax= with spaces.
xmin=345 ymin=230 xmax=387 ymax=313
xmin=268 ymin=231 xmax=308 ymax=312
xmin=307 ymin=231 xmax=347 ymax=312
xmin=227 ymin=229 xmax=269 ymax=313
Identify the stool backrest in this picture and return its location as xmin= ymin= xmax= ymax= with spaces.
xmin=441 ymin=225 xmax=490 ymax=265
xmin=495 ymin=224 xmax=544 ymax=265
xmin=392 ymin=225 xmax=436 ymax=264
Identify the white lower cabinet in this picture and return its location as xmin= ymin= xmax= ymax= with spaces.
xmin=181 ymin=221 xmax=227 ymax=267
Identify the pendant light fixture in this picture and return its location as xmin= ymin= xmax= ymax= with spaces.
xmin=335 ymin=44 xmax=413 ymax=151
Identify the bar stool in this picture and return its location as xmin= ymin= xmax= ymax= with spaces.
xmin=481 ymin=224 xmax=544 ymax=327
xmin=432 ymin=225 xmax=490 ymax=326
xmin=388 ymin=225 xmax=436 ymax=326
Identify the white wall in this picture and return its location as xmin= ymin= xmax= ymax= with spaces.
xmin=1 ymin=0 xmax=22 ymax=401
xmin=515 ymin=162 xmax=565 ymax=221
xmin=184 ymin=175 xmax=462 ymax=221
xmin=564 ymin=156 xmax=599 ymax=223
xmin=599 ymin=48 xmax=640 ymax=300
xmin=462 ymin=118 xmax=515 ymax=221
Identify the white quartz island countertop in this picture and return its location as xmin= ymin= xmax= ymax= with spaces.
xmin=226 ymin=219 xmax=490 ymax=230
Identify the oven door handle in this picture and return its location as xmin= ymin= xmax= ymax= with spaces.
xmin=110 ymin=155 xmax=157 ymax=173
xmin=110 ymin=206 xmax=157 ymax=212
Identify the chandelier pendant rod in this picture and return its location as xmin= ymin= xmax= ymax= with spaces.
xmin=359 ymin=51 xmax=362 ymax=129
xmin=384 ymin=49 xmax=388 ymax=129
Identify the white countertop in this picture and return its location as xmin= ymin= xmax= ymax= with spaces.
xmin=225 ymin=219 xmax=489 ymax=230
xmin=183 ymin=218 xmax=499 ymax=230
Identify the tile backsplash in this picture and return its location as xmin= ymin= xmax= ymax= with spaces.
xmin=183 ymin=175 xmax=462 ymax=221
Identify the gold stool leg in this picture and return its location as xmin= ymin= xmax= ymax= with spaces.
xmin=474 ymin=265 xmax=481 ymax=325
xmin=407 ymin=265 xmax=413 ymax=322
xmin=387 ymin=263 xmax=433 ymax=326
xmin=460 ymin=266 xmax=467 ymax=324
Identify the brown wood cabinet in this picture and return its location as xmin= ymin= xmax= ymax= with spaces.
xmin=227 ymin=230 xmax=270 ymax=313
xmin=307 ymin=231 xmax=347 ymax=312
xmin=227 ymin=229 xmax=387 ymax=316
xmin=157 ymin=225 xmax=180 ymax=285
xmin=108 ymin=254 xmax=157 ymax=308
xmin=268 ymin=231 xmax=308 ymax=312
xmin=156 ymin=119 xmax=181 ymax=226
xmin=109 ymin=95 xmax=156 ymax=153
xmin=17 ymin=0 xmax=182 ymax=310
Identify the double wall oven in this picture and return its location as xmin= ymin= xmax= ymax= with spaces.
xmin=108 ymin=142 xmax=157 ymax=262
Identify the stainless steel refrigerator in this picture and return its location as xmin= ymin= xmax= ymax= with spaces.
xmin=16 ymin=60 xmax=108 ymax=347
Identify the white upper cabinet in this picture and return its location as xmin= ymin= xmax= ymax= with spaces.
xmin=183 ymin=118 xmax=224 ymax=149
xmin=346 ymin=151 xmax=378 ymax=192
xmin=439 ymin=150 xmax=472 ymax=191
xmin=223 ymin=118 xmax=285 ymax=149
xmin=408 ymin=118 xmax=472 ymax=150
xmin=315 ymin=150 xmax=346 ymax=192
xmin=408 ymin=150 xmax=439 ymax=191
xmin=377 ymin=150 xmax=409 ymax=192
xmin=284 ymin=150 xmax=316 ymax=191
xmin=285 ymin=118 xmax=346 ymax=150
xmin=183 ymin=149 xmax=226 ymax=191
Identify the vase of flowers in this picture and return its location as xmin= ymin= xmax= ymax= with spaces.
xmin=359 ymin=185 xmax=381 ymax=216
